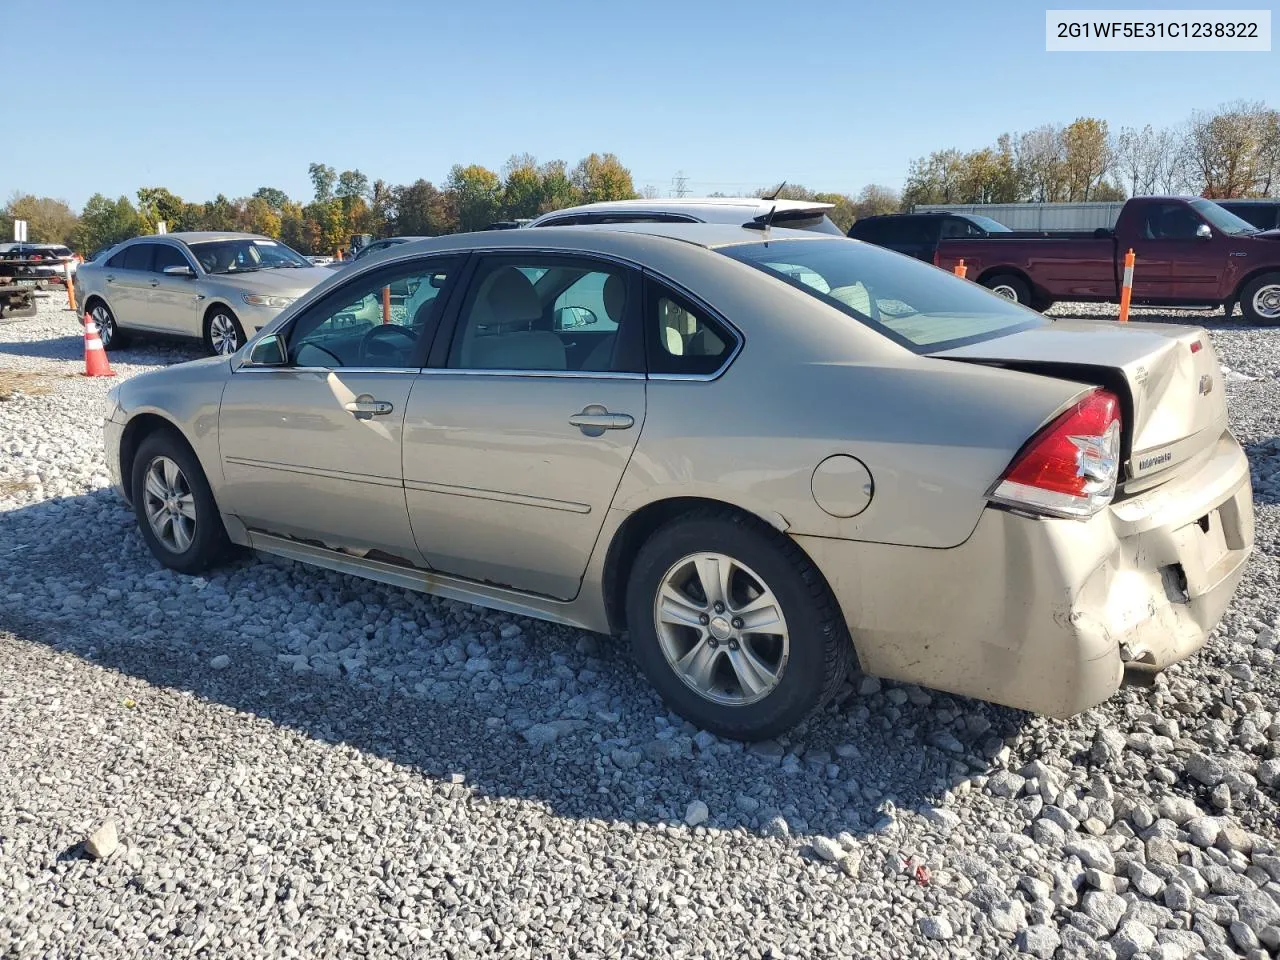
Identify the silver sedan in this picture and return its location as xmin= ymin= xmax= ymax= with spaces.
xmin=75 ymin=232 xmax=335 ymax=356
xmin=101 ymin=222 xmax=1253 ymax=740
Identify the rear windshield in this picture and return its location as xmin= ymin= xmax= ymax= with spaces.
xmin=965 ymin=215 xmax=1012 ymax=233
xmin=719 ymin=237 xmax=1045 ymax=354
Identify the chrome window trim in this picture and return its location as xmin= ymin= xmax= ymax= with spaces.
xmin=417 ymin=369 xmax=646 ymax=381
xmin=234 ymin=365 xmax=422 ymax=375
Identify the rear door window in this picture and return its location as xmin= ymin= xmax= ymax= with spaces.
xmin=122 ymin=244 xmax=154 ymax=271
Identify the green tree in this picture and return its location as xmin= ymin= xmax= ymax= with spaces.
xmin=252 ymin=186 xmax=291 ymax=210
xmin=851 ymin=184 xmax=901 ymax=219
xmin=570 ymin=153 xmax=636 ymax=204
xmin=1062 ymin=118 xmax=1113 ymax=201
xmin=536 ymin=160 xmax=578 ymax=213
xmin=240 ymin=196 xmax=281 ymax=238
xmin=308 ymin=163 xmax=337 ymax=203
xmin=391 ymin=180 xmax=457 ymax=236
xmin=3 ymin=193 xmax=79 ymax=245
xmin=447 ymin=164 xmax=503 ymax=232
xmin=813 ymin=192 xmax=856 ymax=232
xmin=278 ymin=201 xmax=309 ymax=253
xmin=71 ymin=194 xmax=144 ymax=253
xmin=136 ymin=187 xmax=196 ymax=233
xmin=501 ymin=154 xmax=543 ymax=220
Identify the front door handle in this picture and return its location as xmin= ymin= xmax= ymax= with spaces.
xmin=344 ymin=395 xmax=394 ymax=420
xmin=569 ymin=404 xmax=634 ymax=437
xmin=149 ymin=279 xmax=159 ymax=287
xmin=105 ymin=276 xmax=115 ymax=283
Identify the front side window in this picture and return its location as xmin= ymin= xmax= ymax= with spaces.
xmin=287 ymin=259 xmax=458 ymax=368
xmin=151 ymin=244 xmax=190 ymax=272
xmin=189 ymin=238 xmax=311 ymax=275
xmin=448 ymin=259 xmax=633 ymax=372
xmin=1142 ymin=203 xmax=1204 ymax=240
xmin=1189 ymin=199 xmax=1261 ymax=236
xmin=720 ymin=237 xmax=1044 ymax=354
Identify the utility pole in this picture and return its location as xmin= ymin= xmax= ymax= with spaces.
xmin=671 ymin=171 xmax=689 ymax=198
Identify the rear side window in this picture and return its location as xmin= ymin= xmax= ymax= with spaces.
xmin=646 ymin=280 xmax=736 ymax=377
xmin=105 ymin=249 xmax=128 ymax=268
xmin=122 ymin=244 xmax=154 ymax=271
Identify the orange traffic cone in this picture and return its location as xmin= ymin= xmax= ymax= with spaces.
xmin=82 ymin=311 xmax=115 ymax=377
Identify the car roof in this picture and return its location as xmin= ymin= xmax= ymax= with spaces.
xmin=375 ymin=222 xmax=832 ymax=261
xmin=125 ymin=231 xmax=269 ymax=244
xmin=527 ymin=196 xmax=834 ymax=226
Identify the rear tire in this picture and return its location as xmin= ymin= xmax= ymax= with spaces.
xmin=983 ymin=274 xmax=1032 ymax=307
xmin=131 ymin=430 xmax=234 ymax=575
xmin=203 ymin=307 xmax=246 ymax=356
xmin=88 ymin=300 xmax=128 ymax=350
xmin=1240 ymin=273 xmax=1280 ymax=327
xmin=624 ymin=507 xmax=854 ymax=741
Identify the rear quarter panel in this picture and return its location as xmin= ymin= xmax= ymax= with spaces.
xmin=607 ymin=247 xmax=1089 ymax=549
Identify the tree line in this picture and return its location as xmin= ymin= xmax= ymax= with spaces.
xmin=902 ymin=100 xmax=1280 ymax=208
xmin=3 ymin=99 xmax=1276 ymax=256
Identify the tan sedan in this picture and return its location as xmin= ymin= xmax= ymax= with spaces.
xmin=101 ymin=223 xmax=1253 ymax=740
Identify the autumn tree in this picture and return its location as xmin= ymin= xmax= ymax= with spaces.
xmin=1061 ymin=118 xmax=1113 ymax=201
xmin=3 ymin=194 xmax=79 ymax=245
xmin=851 ymin=184 xmax=901 ymax=219
xmin=570 ymin=153 xmax=637 ymax=204
xmin=1186 ymin=101 xmax=1280 ymax=198
xmin=501 ymin=154 xmax=544 ymax=220
xmin=447 ymin=164 xmax=503 ymax=232
xmin=391 ymin=179 xmax=457 ymax=236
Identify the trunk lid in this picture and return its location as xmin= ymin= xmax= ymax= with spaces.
xmin=932 ymin=318 xmax=1228 ymax=489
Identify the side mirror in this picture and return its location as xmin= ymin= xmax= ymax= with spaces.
xmin=248 ymin=333 xmax=288 ymax=366
xmin=1196 ymin=223 xmax=1212 ymax=239
xmin=163 ymin=264 xmax=195 ymax=277
xmin=554 ymin=305 xmax=598 ymax=329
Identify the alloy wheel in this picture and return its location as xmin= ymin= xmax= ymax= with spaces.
xmin=209 ymin=313 xmax=240 ymax=355
xmin=1254 ymin=284 xmax=1280 ymax=321
xmin=653 ymin=552 xmax=790 ymax=706
xmin=142 ymin=456 xmax=197 ymax=553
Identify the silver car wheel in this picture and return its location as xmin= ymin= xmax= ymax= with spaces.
xmin=142 ymin=456 xmax=197 ymax=553
xmin=991 ymin=284 xmax=1019 ymax=301
xmin=209 ymin=313 xmax=240 ymax=355
xmin=1254 ymin=284 xmax=1280 ymax=320
xmin=92 ymin=304 xmax=114 ymax=347
xmin=654 ymin=552 xmax=790 ymax=706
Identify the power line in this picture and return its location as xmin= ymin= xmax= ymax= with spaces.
xmin=671 ymin=171 xmax=689 ymax=198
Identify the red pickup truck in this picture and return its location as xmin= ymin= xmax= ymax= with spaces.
xmin=933 ymin=196 xmax=1280 ymax=326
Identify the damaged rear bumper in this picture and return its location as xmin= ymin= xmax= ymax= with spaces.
xmin=795 ymin=431 xmax=1253 ymax=717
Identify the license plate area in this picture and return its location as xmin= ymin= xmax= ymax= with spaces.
xmin=1172 ymin=504 xmax=1238 ymax=598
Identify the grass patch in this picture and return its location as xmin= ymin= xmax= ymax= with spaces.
xmin=0 ymin=479 xmax=36 ymax=496
xmin=0 ymin=369 xmax=73 ymax=401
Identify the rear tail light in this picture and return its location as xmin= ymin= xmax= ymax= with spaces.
xmin=989 ymin=389 xmax=1121 ymax=520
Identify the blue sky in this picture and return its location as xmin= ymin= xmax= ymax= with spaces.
xmin=4 ymin=0 xmax=1276 ymax=210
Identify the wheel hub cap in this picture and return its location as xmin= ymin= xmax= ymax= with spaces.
xmin=1256 ymin=285 xmax=1280 ymax=319
xmin=654 ymin=552 xmax=791 ymax=706
xmin=142 ymin=456 xmax=196 ymax=553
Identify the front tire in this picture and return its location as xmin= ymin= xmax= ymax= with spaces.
xmin=131 ymin=430 xmax=233 ymax=575
xmin=1240 ymin=273 xmax=1280 ymax=327
xmin=625 ymin=508 xmax=853 ymax=741
xmin=204 ymin=307 xmax=246 ymax=356
xmin=983 ymin=274 xmax=1032 ymax=306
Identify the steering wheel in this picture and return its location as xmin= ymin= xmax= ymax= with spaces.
xmin=358 ymin=324 xmax=417 ymax=364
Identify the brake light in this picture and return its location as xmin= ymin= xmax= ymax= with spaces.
xmin=989 ymin=389 xmax=1121 ymax=520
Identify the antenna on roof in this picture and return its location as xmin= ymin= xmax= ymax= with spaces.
xmin=765 ymin=181 xmax=787 ymax=201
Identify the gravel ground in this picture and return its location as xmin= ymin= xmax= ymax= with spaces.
xmin=1 ymin=294 xmax=1279 ymax=959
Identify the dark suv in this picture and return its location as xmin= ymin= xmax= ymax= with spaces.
xmin=1218 ymin=199 xmax=1280 ymax=232
xmin=848 ymin=212 xmax=1012 ymax=261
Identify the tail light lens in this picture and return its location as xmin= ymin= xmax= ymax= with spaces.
xmin=989 ymin=389 xmax=1121 ymax=520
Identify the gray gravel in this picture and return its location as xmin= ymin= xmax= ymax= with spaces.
xmin=2 ymin=295 xmax=1279 ymax=958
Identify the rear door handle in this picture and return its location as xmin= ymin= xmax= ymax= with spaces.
xmin=149 ymin=279 xmax=159 ymax=287
xmin=105 ymin=276 xmax=115 ymax=283
xmin=569 ymin=404 xmax=634 ymax=436
xmin=344 ymin=395 xmax=394 ymax=419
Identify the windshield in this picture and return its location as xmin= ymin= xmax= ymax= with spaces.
xmin=1190 ymin=199 xmax=1259 ymax=236
xmin=720 ymin=237 xmax=1045 ymax=353
xmin=188 ymin=238 xmax=312 ymax=274
xmin=967 ymin=215 xmax=1013 ymax=233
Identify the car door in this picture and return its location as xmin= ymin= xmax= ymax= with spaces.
xmin=402 ymin=254 xmax=646 ymax=600
xmin=146 ymin=242 xmax=203 ymax=336
xmin=1128 ymin=202 xmax=1195 ymax=301
xmin=217 ymin=256 xmax=462 ymax=562
xmin=106 ymin=242 xmax=159 ymax=328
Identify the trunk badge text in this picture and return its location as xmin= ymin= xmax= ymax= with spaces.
xmin=1199 ymin=375 xmax=1213 ymax=396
